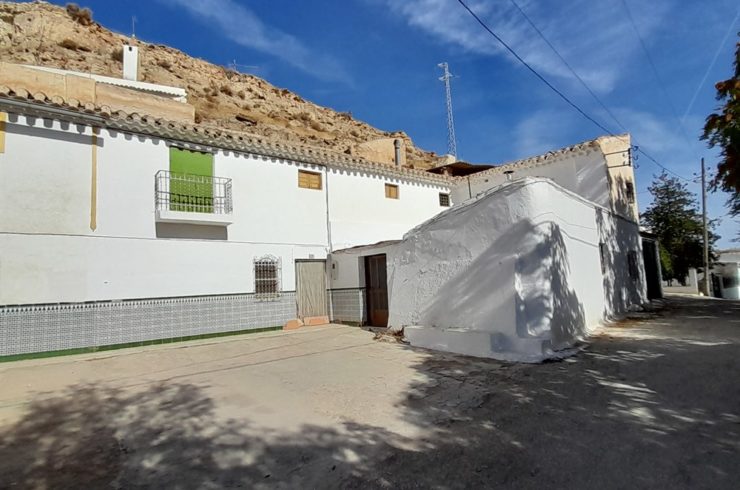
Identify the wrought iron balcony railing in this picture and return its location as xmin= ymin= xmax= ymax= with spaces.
xmin=155 ymin=170 xmax=233 ymax=215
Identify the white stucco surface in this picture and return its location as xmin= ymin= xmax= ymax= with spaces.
xmin=0 ymin=113 xmax=449 ymax=305
xmin=450 ymin=135 xmax=638 ymax=223
xmin=389 ymin=178 xmax=646 ymax=362
xmin=327 ymin=167 xmax=450 ymax=251
xmin=329 ymin=241 xmax=399 ymax=290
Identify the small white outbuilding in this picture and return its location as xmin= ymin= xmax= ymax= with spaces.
xmin=384 ymin=177 xmax=647 ymax=362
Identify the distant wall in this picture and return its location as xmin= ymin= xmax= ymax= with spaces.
xmin=0 ymin=62 xmax=194 ymax=122
xmin=352 ymin=138 xmax=405 ymax=167
xmin=715 ymin=263 xmax=740 ymax=300
xmin=450 ymin=135 xmax=638 ymax=222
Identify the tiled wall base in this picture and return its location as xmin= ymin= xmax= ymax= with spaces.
xmin=329 ymin=288 xmax=366 ymax=325
xmin=0 ymin=292 xmax=297 ymax=357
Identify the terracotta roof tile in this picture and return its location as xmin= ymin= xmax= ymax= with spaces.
xmin=0 ymin=89 xmax=451 ymax=185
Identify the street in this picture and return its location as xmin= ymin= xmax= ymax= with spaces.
xmin=1 ymin=294 xmax=739 ymax=489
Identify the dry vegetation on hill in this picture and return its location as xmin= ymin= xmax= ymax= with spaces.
xmin=0 ymin=1 xmax=441 ymax=168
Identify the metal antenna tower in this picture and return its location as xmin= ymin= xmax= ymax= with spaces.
xmin=438 ymin=62 xmax=458 ymax=158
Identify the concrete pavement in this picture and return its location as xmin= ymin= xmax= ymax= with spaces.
xmin=1 ymin=295 xmax=739 ymax=488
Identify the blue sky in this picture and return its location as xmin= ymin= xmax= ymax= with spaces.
xmin=48 ymin=0 xmax=739 ymax=246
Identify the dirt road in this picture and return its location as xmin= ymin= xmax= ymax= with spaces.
xmin=1 ymin=294 xmax=738 ymax=488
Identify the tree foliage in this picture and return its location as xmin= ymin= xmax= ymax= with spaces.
xmin=702 ymin=36 xmax=740 ymax=217
xmin=641 ymin=173 xmax=718 ymax=283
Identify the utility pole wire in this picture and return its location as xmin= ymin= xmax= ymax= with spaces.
xmin=507 ymin=0 xmax=627 ymax=134
xmin=455 ymin=0 xmax=692 ymax=182
xmin=681 ymin=6 xmax=740 ymax=124
xmin=619 ymin=0 xmax=700 ymax=159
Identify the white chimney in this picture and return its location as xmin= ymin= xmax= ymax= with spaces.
xmin=122 ymin=45 xmax=139 ymax=81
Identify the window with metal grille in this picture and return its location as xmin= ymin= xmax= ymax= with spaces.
xmin=385 ymin=183 xmax=399 ymax=199
xmin=298 ymin=170 xmax=322 ymax=190
xmin=254 ymin=256 xmax=281 ymax=299
xmin=439 ymin=193 xmax=451 ymax=207
xmin=628 ymin=251 xmax=639 ymax=280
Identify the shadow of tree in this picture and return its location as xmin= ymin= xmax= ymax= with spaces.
xmin=596 ymin=206 xmax=647 ymax=318
xmin=1 ymin=297 xmax=739 ymax=488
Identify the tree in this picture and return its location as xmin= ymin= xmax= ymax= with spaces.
xmin=641 ymin=173 xmax=718 ymax=283
xmin=702 ymin=36 xmax=739 ymax=218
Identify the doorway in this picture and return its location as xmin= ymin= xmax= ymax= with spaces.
xmin=295 ymin=260 xmax=328 ymax=319
xmin=364 ymin=254 xmax=389 ymax=327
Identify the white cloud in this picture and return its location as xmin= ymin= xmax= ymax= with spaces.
xmin=379 ymin=0 xmax=669 ymax=93
xmin=160 ymin=0 xmax=351 ymax=84
xmin=512 ymin=109 xmax=581 ymax=157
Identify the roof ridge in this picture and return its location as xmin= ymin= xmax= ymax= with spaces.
xmin=0 ymin=87 xmax=450 ymax=185
xmin=458 ymin=138 xmax=601 ymax=181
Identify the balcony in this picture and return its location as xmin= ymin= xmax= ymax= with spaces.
xmin=155 ymin=170 xmax=233 ymax=225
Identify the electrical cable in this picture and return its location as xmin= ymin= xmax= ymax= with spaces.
xmin=456 ymin=0 xmax=693 ymax=181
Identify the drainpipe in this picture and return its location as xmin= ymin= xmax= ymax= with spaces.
xmin=324 ymin=165 xmax=334 ymax=321
xmin=394 ymin=139 xmax=402 ymax=168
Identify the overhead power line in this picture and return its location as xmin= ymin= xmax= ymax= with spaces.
xmin=507 ymin=0 xmax=627 ymax=134
xmin=455 ymin=0 xmax=692 ymax=181
xmin=681 ymin=6 xmax=740 ymax=123
xmin=619 ymin=0 xmax=700 ymax=159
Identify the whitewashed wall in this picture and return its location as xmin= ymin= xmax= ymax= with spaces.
xmin=0 ymin=113 xmax=448 ymax=305
xmin=327 ymin=167 xmax=450 ymax=251
xmin=329 ymin=241 xmax=399 ymax=290
xmin=389 ymin=178 xmax=645 ymax=362
xmin=451 ymin=150 xmax=608 ymax=206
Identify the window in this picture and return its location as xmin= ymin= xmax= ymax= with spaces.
xmin=254 ymin=256 xmax=281 ymax=299
xmin=298 ymin=170 xmax=322 ymax=190
xmin=385 ymin=183 xmax=399 ymax=199
xmin=439 ymin=193 xmax=451 ymax=207
xmin=625 ymin=180 xmax=635 ymax=204
xmin=627 ymin=251 xmax=639 ymax=280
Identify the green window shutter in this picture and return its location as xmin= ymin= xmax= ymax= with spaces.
xmin=169 ymin=147 xmax=214 ymax=213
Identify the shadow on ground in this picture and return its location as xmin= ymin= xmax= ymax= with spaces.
xmin=1 ymin=296 xmax=739 ymax=488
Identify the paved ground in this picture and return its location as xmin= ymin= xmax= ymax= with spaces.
xmin=1 ymin=294 xmax=739 ymax=489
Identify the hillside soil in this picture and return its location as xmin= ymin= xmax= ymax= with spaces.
xmin=0 ymin=1 xmax=440 ymax=168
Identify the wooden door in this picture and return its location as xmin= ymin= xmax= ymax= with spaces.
xmin=365 ymin=254 xmax=389 ymax=327
xmin=296 ymin=260 xmax=328 ymax=319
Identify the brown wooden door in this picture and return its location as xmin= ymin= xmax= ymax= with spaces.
xmin=365 ymin=254 xmax=389 ymax=327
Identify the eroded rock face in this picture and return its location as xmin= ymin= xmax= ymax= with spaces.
xmin=0 ymin=1 xmax=440 ymax=168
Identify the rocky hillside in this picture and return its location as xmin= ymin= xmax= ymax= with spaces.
xmin=0 ymin=1 xmax=441 ymax=168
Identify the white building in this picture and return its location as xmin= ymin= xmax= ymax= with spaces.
xmin=0 ymin=88 xmax=449 ymax=357
xmin=0 ymin=80 xmax=647 ymax=360
xmin=714 ymin=249 xmax=740 ymax=300
xmin=331 ymin=137 xmax=648 ymax=361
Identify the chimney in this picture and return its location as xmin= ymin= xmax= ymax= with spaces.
xmin=394 ymin=139 xmax=402 ymax=168
xmin=123 ymin=45 xmax=139 ymax=81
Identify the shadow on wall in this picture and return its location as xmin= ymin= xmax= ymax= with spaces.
xmin=608 ymin=172 xmax=637 ymax=222
xmin=417 ymin=218 xmax=586 ymax=352
xmin=596 ymin=208 xmax=645 ymax=317
xmin=1 ymin=298 xmax=738 ymax=487
xmin=515 ymin=222 xmax=587 ymax=350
